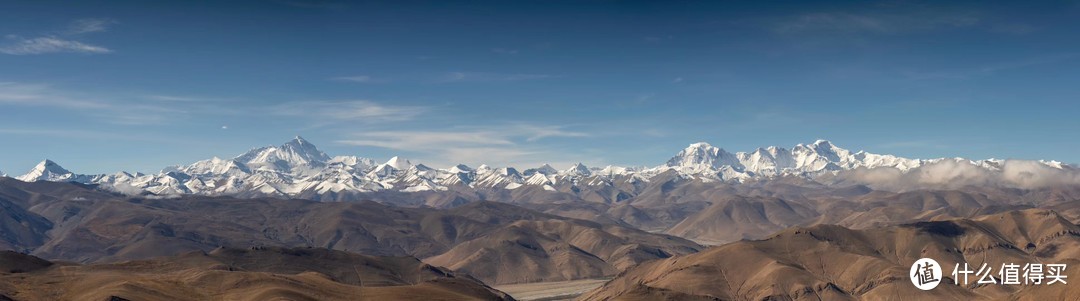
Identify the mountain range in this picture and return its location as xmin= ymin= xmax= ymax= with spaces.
xmin=8 ymin=137 xmax=1077 ymax=199
xmin=4 ymin=138 xmax=1080 ymax=300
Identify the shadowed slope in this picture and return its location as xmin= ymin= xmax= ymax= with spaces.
xmin=0 ymin=247 xmax=513 ymax=301
xmin=580 ymin=209 xmax=1080 ymax=301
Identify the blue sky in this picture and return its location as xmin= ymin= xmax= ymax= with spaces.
xmin=1 ymin=0 xmax=1079 ymax=174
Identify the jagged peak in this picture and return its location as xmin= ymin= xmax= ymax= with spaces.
xmin=561 ymin=163 xmax=592 ymax=176
xmin=31 ymin=159 xmax=71 ymax=174
xmin=16 ymin=159 xmax=87 ymax=182
xmin=384 ymin=156 xmax=412 ymax=170
xmin=497 ymin=167 xmax=520 ymax=176
xmin=449 ymin=164 xmax=473 ymax=173
xmin=532 ymin=164 xmax=558 ymax=175
xmin=686 ymin=141 xmax=715 ymax=149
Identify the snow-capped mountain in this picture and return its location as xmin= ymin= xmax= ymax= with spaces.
xmin=662 ymin=140 xmax=924 ymax=179
xmin=15 ymin=160 xmax=96 ymax=183
xmin=12 ymin=137 xmax=1077 ymax=197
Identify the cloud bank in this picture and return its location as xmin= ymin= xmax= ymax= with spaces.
xmin=819 ymin=159 xmax=1080 ymax=191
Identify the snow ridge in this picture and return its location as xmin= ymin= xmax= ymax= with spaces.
xmin=13 ymin=138 xmax=1074 ymax=196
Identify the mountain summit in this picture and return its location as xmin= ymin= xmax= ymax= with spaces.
xmin=666 ymin=142 xmax=741 ymax=171
xmin=12 ymin=137 xmax=1078 ymax=197
xmin=15 ymin=160 xmax=93 ymax=183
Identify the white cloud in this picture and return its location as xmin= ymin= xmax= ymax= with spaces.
xmin=0 ymin=36 xmax=111 ymax=55
xmin=0 ymin=82 xmax=107 ymax=108
xmin=878 ymin=140 xmax=948 ymax=149
xmin=1 ymin=18 xmax=115 ymax=55
xmin=145 ymin=95 xmax=216 ymax=102
xmin=515 ymin=124 xmax=590 ymax=141
xmin=338 ymin=130 xmax=515 ymax=150
xmin=440 ymin=72 xmax=554 ymax=82
xmin=331 ymin=75 xmax=379 ymax=83
xmin=66 ymin=18 xmax=115 ymax=35
xmin=0 ymin=82 xmax=194 ymax=125
xmin=336 ymin=125 xmax=591 ymax=167
xmin=770 ymin=11 xmax=979 ymax=34
xmin=337 ymin=125 xmax=586 ymax=150
xmin=1 ymin=83 xmax=427 ymax=126
xmin=0 ymin=128 xmax=177 ymax=142
xmin=271 ymin=100 xmax=427 ymax=122
xmin=901 ymin=53 xmax=1078 ymax=81
xmin=824 ymin=159 xmax=1080 ymax=190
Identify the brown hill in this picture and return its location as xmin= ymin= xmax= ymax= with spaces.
xmin=665 ymin=195 xmax=817 ymax=245
xmin=580 ymin=209 xmax=1080 ymax=300
xmin=526 ymin=182 xmax=1080 ymax=246
xmin=0 ymin=246 xmax=512 ymax=301
xmin=0 ymin=179 xmax=699 ymax=287
xmin=427 ymin=218 xmax=700 ymax=284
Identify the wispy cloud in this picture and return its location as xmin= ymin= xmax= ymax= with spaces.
xmin=271 ymin=100 xmax=427 ymax=123
xmin=331 ymin=75 xmax=381 ymax=83
xmin=0 ymin=36 xmax=111 ymax=55
xmin=144 ymin=94 xmax=230 ymax=102
xmin=1 ymin=82 xmax=428 ymax=127
xmin=878 ymin=140 xmax=949 ymax=149
xmin=338 ymin=125 xmax=587 ymax=149
xmin=1 ymin=18 xmax=115 ymax=55
xmin=336 ymin=124 xmax=591 ymax=167
xmin=902 ymin=53 xmax=1079 ymax=80
xmin=492 ymin=48 xmax=519 ymax=55
xmin=515 ymin=124 xmax=590 ymax=141
xmin=440 ymin=72 xmax=554 ymax=82
xmin=0 ymin=82 xmax=108 ymax=108
xmin=0 ymin=82 xmax=203 ymax=125
xmin=66 ymin=18 xmax=115 ymax=35
xmin=770 ymin=11 xmax=979 ymax=34
xmin=0 ymin=127 xmax=182 ymax=143
xmin=338 ymin=130 xmax=515 ymax=150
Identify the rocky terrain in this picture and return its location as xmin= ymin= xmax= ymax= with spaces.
xmin=0 ymin=247 xmax=512 ymax=301
xmin=4 ymin=138 xmax=1080 ymax=300
xmin=580 ymin=209 xmax=1080 ymax=300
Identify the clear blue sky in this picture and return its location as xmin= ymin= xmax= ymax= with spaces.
xmin=1 ymin=0 xmax=1079 ymax=174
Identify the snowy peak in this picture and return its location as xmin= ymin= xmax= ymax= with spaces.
xmin=328 ymin=156 xmax=376 ymax=170
xmin=36 ymin=159 xmax=71 ymax=174
xmin=384 ymin=156 xmax=413 ymax=170
xmin=531 ymin=164 xmax=558 ymax=175
xmin=15 ymin=137 xmax=1077 ymax=197
xmin=497 ymin=167 xmax=521 ymax=177
xmin=562 ymin=163 xmax=592 ymax=176
xmin=663 ymin=140 xmax=928 ymax=178
xmin=182 ymin=157 xmax=251 ymax=176
xmin=795 ymin=139 xmax=848 ymax=163
xmin=281 ymin=136 xmax=331 ymax=162
xmin=666 ymin=142 xmax=741 ymax=170
xmin=235 ymin=136 xmax=332 ymax=173
xmin=448 ymin=164 xmax=473 ymax=173
xmin=16 ymin=160 xmax=90 ymax=183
